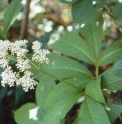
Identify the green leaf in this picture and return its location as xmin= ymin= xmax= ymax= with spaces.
xmin=80 ymin=11 xmax=103 ymax=58
xmin=112 ymin=3 xmax=122 ymax=21
xmin=49 ymin=32 xmax=94 ymax=64
xmin=46 ymin=77 xmax=91 ymax=107
xmin=111 ymin=59 xmax=122 ymax=77
xmin=3 ymin=0 xmax=22 ymax=37
xmin=78 ymin=96 xmax=110 ymax=124
xmin=101 ymin=68 xmax=122 ymax=90
xmin=42 ymin=88 xmax=81 ymax=124
xmin=85 ymin=78 xmax=105 ymax=104
xmin=106 ymin=104 xmax=122 ymax=123
xmin=59 ymin=0 xmax=78 ymax=3
xmin=45 ymin=54 xmax=93 ymax=79
xmin=36 ymin=75 xmax=55 ymax=107
xmin=72 ymin=0 xmax=96 ymax=23
xmin=14 ymin=103 xmax=37 ymax=124
xmin=99 ymin=41 xmax=122 ymax=66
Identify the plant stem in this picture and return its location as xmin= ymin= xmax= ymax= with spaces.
xmin=20 ymin=0 xmax=31 ymax=39
xmin=27 ymin=58 xmax=83 ymax=93
xmin=95 ymin=65 xmax=99 ymax=78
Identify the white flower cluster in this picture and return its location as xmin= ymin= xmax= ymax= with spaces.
xmin=32 ymin=41 xmax=50 ymax=64
xmin=0 ymin=40 xmax=50 ymax=92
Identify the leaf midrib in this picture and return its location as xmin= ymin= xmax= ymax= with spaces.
xmin=86 ymin=98 xmax=94 ymax=124
xmin=47 ymin=66 xmax=92 ymax=77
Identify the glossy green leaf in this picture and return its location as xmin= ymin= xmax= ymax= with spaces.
xmin=50 ymin=32 xmax=94 ymax=64
xmin=14 ymin=103 xmax=37 ymax=124
xmin=81 ymin=11 xmax=103 ymax=58
xmin=45 ymin=54 xmax=93 ymax=79
xmin=106 ymin=104 xmax=122 ymax=123
xmin=111 ymin=59 xmax=122 ymax=77
xmin=42 ymin=88 xmax=81 ymax=124
xmin=112 ymin=3 xmax=122 ymax=21
xmin=99 ymin=41 xmax=122 ymax=66
xmin=101 ymin=68 xmax=122 ymax=90
xmin=3 ymin=0 xmax=22 ymax=37
xmin=85 ymin=78 xmax=105 ymax=104
xmin=46 ymin=77 xmax=91 ymax=107
xmin=59 ymin=0 xmax=78 ymax=3
xmin=36 ymin=75 xmax=55 ymax=107
xmin=78 ymin=96 xmax=110 ymax=124
xmin=72 ymin=0 xmax=96 ymax=23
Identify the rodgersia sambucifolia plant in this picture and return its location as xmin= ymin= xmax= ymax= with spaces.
xmin=1 ymin=0 xmax=122 ymax=124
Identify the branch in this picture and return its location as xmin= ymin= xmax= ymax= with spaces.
xmin=20 ymin=0 xmax=31 ymax=39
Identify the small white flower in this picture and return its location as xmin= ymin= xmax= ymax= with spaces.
xmin=17 ymin=70 xmax=38 ymax=92
xmin=0 ymin=51 xmax=7 ymax=58
xmin=9 ymin=40 xmax=28 ymax=55
xmin=16 ymin=58 xmax=31 ymax=72
xmin=32 ymin=41 xmax=42 ymax=52
xmin=0 ymin=58 xmax=9 ymax=69
xmin=32 ymin=49 xmax=50 ymax=64
xmin=0 ymin=40 xmax=10 ymax=58
xmin=1 ymin=66 xmax=17 ymax=87
xmin=32 ymin=41 xmax=50 ymax=64
xmin=0 ymin=40 xmax=10 ymax=50
xmin=16 ymin=49 xmax=28 ymax=57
